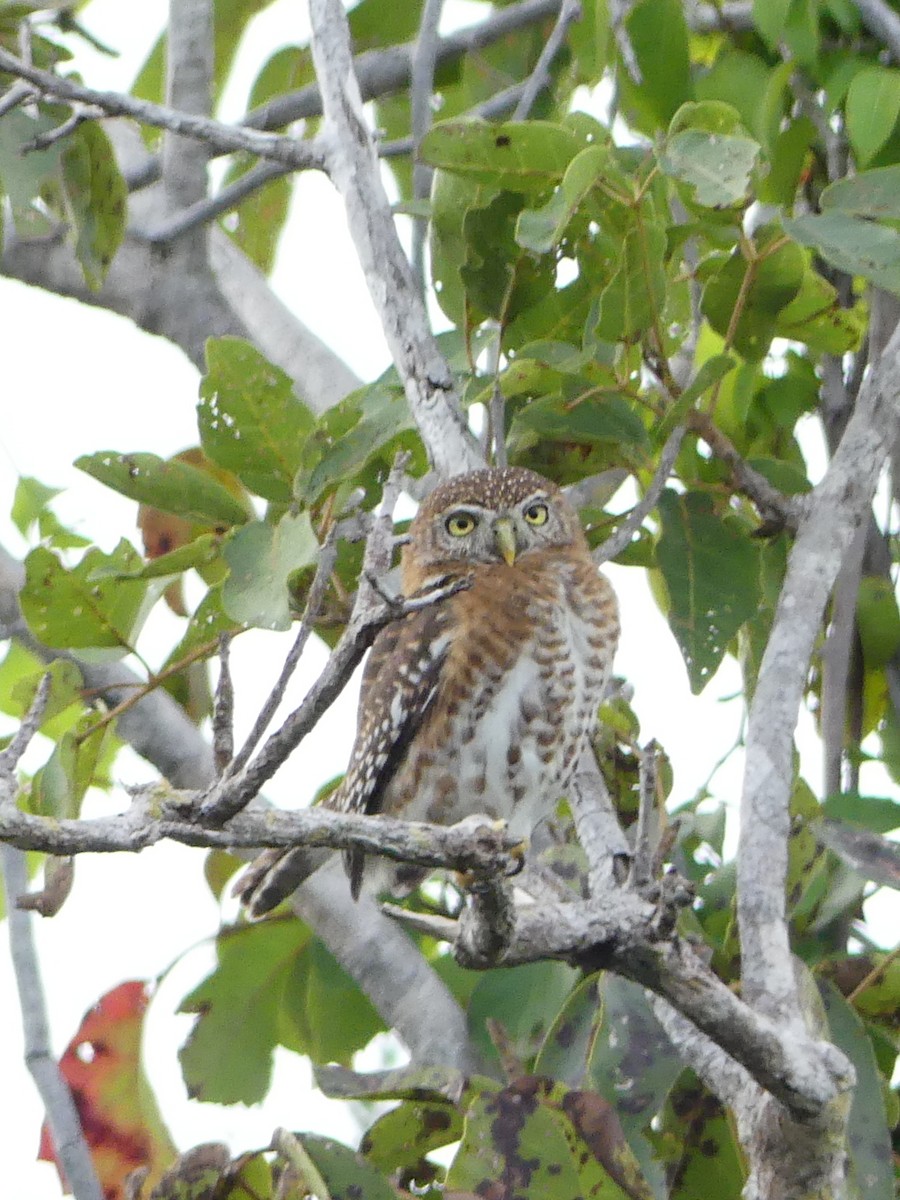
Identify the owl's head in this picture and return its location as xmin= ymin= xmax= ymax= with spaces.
xmin=403 ymin=466 xmax=586 ymax=584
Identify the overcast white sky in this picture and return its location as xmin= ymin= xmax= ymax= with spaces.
xmin=0 ymin=3 xmax=895 ymax=1198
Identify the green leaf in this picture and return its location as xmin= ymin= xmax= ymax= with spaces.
xmin=702 ymin=236 xmax=806 ymax=359
xmin=179 ymin=920 xmax=312 ymax=1105
xmin=586 ymin=976 xmax=684 ymax=1199
xmin=621 ymin=0 xmax=692 ymax=131
xmin=162 ymin=585 xmax=241 ymax=671
xmin=298 ymin=1135 xmax=399 ymax=1200
xmin=658 ymin=354 xmax=736 ymax=436
xmin=662 ymin=1075 xmax=745 ymax=1199
xmin=511 ymin=390 xmax=648 ymax=449
xmin=199 ymin=337 xmax=313 ymax=502
xmin=845 ymin=66 xmax=900 ymax=165
xmin=819 ymin=982 xmax=894 ymax=1200
xmin=820 ymin=793 xmax=900 ymax=835
xmin=60 ymin=121 xmax=127 ymax=289
xmin=516 ymin=143 xmax=615 ymax=253
xmin=783 ymin=212 xmax=900 ymax=296
xmin=752 ymin=0 xmax=791 ymax=47
xmin=11 ymin=476 xmax=61 ymax=537
xmin=660 ymin=127 xmax=760 ymax=208
xmin=420 ymin=120 xmax=584 ymax=192
xmin=467 ymin=961 xmax=578 ymax=1067
xmin=76 ymin=451 xmax=252 ymax=526
xmin=822 ymin=164 xmax=900 ymax=218
xmin=20 ymin=543 xmax=152 ymax=653
xmin=448 ymin=1079 xmax=585 ymax=1199
xmin=0 ymin=108 xmax=63 ymax=235
xmin=656 ymin=490 xmax=760 ymax=692
xmin=360 ymin=1101 xmax=462 ymax=1176
xmin=296 ymin=383 xmax=422 ymax=505
xmin=534 ymin=973 xmax=604 ymax=1086
xmin=221 ymin=510 xmax=318 ymax=630
xmin=774 ymin=268 xmax=865 ymax=354
xmin=280 ymin=937 xmax=384 ymax=1066
xmin=10 ymin=659 xmax=84 ymax=734
xmin=109 ymin=533 xmax=222 ymax=581
xmin=596 ymin=221 xmax=668 ymax=340
xmin=856 ymin=576 xmax=900 ymax=669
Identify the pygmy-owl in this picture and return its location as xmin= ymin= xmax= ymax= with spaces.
xmin=238 ymin=465 xmax=619 ymax=913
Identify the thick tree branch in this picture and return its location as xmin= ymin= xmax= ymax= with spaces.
xmin=737 ymin=322 xmax=900 ymax=1025
xmin=162 ymin=0 xmax=213 ymax=208
xmin=1 ymin=848 xmax=103 ymax=1200
xmin=1 ymin=687 xmax=103 ymax=1200
xmin=308 ymin=0 xmax=483 ymax=477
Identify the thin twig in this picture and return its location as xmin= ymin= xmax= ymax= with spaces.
xmin=1 ymin=844 xmax=103 ymax=1200
xmin=593 ymin=426 xmax=685 ymax=565
xmin=513 ymin=0 xmax=582 ymax=119
xmin=220 ymin=530 xmax=339 ymax=787
xmin=0 ymin=671 xmax=50 ymax=776
xmin=687 ymin=410 xmax=803 ymax=532
xmin=0 ymin=78 xmax=35 ymax=118
xmin=410 ymin=0 xmax=444 ymax=293
xmin=821 ymin=524 xmax=867 ymax=796
xmin=212 ymin=634 xmax=234 ymax=776
xmin=628 ymin=741 xmax=659 ymax=889
xmin=852 ymin=0 xmax=900 ymax=61
xmin=0 ymin=47 xmax=327 ymax=172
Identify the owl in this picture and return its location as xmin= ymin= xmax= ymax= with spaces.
xmin=238 ymin=466 xmax=619 ymax=913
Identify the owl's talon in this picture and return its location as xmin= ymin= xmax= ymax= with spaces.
xmin=505 ymin=841 xmax=527 ymax=878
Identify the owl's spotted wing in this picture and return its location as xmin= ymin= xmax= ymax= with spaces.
xmin=336 ymin=601 xmax=453 ymax=896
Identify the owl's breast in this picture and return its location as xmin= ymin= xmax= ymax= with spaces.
xmin=387 ymin=555 xmax=618 ymax=837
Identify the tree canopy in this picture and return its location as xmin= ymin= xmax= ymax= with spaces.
xmin=0 ymin=1 xmax=898 ymax=1198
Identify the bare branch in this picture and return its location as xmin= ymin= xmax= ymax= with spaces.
xmin=0 ymin=48 xmax=326 ymax=173
xmin=513 ymin=0 xmax=582 ymax=119
xmin=593 ymin=427 xmax=685 ymax=565
xmin=308 ymin=0 xmax=483 ymax=477
xmin=821 ymin=524 xmax=866 ymax=796
xmin=222 ymin=532 xmax=338 ymax=785
xmin=628 ymin=741 xmax=659 ymax=890
xmin=568 ymin=748 xmax=630 ymax=898
xmin=0 ymin=670 xmax=50 ymax=774
xmin=410 ymin=0 xmax=444 ymax=292
xmin=162 ymin=0 xmax=213 ymax=208
xmin=1 ymin=846 xmax=103 ymax=1200
xmin=212 ymin=635 xmax=234 ymax=776
xmin=738 ymin=322 xmax=900 ymax=1023
xmin=687 ymin=410 xmax=803 ymax=532
xmin=852 ymin=0 xmax=900 ymax=61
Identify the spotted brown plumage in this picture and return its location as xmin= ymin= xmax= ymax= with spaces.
xmin=238 ymin=466 xmax=619 ymax=912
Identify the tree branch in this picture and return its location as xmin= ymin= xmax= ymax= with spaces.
xmin=1 ymin=686 xmax=103 ymax=1200
xmin=513 ymin=0 xmax=582 ymax=119
xmin=593 ymin=427 xmax=685 ymax=565
xmin=0 ymin=48 xmax=326 ymax=172
xmin=162 ymin=0 xmax=213 ymax=208
xmin=737 ymin=322 xmax=900 ymax=1025
xmin=852 ymin=0 xmax=900 ymax=61
xmin=410 ymin=0 xmax=444 ymax=293
xmin=308 ymin=0 xmax=483 ymax=477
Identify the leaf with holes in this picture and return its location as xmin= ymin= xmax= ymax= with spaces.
xmin=76 ymin=451 xmax=252 ymax=527
xmin=656 ymin=490 xmax=760 ymax=693
xmin=221 ymin=510 xmax=318 ymax=630
xmin=60 ymin=121 xmax=127 ymax=289
xmin=39 ymin=982 xmax=175 ymax=1199
xmin=199 ymin=338 xmax=313 ymax=502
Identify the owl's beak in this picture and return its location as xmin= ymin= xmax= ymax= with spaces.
xmin=493 ymin=517 xmax=518 ymax=565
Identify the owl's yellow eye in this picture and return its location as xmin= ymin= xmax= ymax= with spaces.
xmin=523 ymin=502 xmax=549 ymax=526
xmin=446 ymin=511 xmax=477 ymax=537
